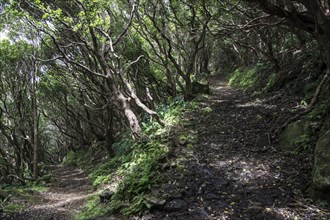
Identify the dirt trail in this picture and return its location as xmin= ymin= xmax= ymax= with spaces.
xmin=4 ymin=165 xmax=94 ymax=220
xmin=147 ymin=75 xmax=330 ymax=219
xmin=3 ymin=75 xmax=330 ymax=220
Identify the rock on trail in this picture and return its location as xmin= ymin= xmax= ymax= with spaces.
xmin=143 ymin=75 xmax=330 ymax=220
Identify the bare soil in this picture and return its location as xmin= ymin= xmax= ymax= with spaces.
xmin=2 ymin=165 xmax=94 ymax=220
xmin=3 ymin=75 xmax=330 ymax=220
xmin=142 ymin=75 xmax=330 ymax=220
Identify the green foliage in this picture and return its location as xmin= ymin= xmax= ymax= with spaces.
xmin=0 ymin=189 xmax=10 ymax=205
xmin=62 ymin=147 xmax=101 ymax=168
xmin=293 ymin=134 xmax=312 ymax=154
xmin=1 ymin=184 xmax=48 ymax=195
xmin=75 ymin=195 xmax=111 ymax=220
xmin=119 ymin=194 xmax=150 ymax=216
xmin=28 ymin=185 xmax=49 ymax=192
xmin=308 ymin=102 xmax=330 ymax=121
xmin=0 ymin=183 xmax=47 ymax=215
xmin=112 ymin=138 xmax=136 ymax=156
xmin=62 ymin=150 xmax=78 ymax=166
xmin=92 ymin=175 xmax=110 ymax=188
xmin=76 ymin=98 xmax=192 ymax=218
xmin=88 ymin=158 xmax=121 ymax=186
xmin=0 ymin=40 xmax=34 ymax=63
xmin=35 ymin=174 xmax=57 ymax=185
xmin=229 ymin=66 xmax=259 ymax=90
xmin=228 ymin=63 xmax=280 ymax=95
xmin=2 ymin=204 xmax=25 ymax=213
xmin=77 ymin=143 xmax=164 ymax=217
xmin=111 ymin=140 xmax=169 ymax=215
xmin=158 ymin=97 xmax=193 ymax=124
xmin=263 ymin=73 xmax=278 ymax=92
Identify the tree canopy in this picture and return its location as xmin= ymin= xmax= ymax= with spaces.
xmin=0 ymin=1 xmax=329 ymax=213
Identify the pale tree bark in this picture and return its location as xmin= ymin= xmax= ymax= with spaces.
xmin=17 ymin=0 xmax=165 ymax=141
xmin=32 ymin=59 xmax=39 ymax=179
xmin=115 ymin=89 xmax=141 ymax=138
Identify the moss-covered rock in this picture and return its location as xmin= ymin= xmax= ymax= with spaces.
xmin=278 ymin=119 xmax=311 ymax=151
xmin=320 ymin=116 xmax=330 ymax=137
xmin=228 ymin=66 xmax=259 ymax=90
xmin=310 ymin=131 xmax=330 ymax=202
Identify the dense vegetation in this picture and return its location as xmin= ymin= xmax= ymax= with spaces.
xmin=0 ymin=0 xmax=330 ymax=219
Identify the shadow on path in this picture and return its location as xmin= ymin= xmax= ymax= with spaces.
xmin=148 ymin=74 xmax=330 ymax=220
xmin=4 ymin=165 xmax=94 ymax=220
xmin=3 ymin=75 xmax=329 ymax=220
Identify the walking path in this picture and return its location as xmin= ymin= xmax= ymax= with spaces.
xmin=4 ymin=75 xmax=330 ymax=220
xmin=147 ymin=75 xmax=330 ymax=219
xmin=4 ymin=165 xmax=94 ymax=220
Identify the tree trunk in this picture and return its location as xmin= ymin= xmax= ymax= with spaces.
xmin=185 ymin=76 xmax=193 ymax=101
xmin=115 ymin=88 xmax=141 ymax=138
xmin=105 ymin=107 xmax=115 ymax=156
xmin=32 ymin=61 xmax=38 ymax=180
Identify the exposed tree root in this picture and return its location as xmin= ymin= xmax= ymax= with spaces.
xmin=277 ymin=70 xmax=329 ymax=132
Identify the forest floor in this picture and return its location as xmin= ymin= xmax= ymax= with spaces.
xmin=142 ymin=75 xmax=330 ymax=220
xmin=2 ymin=165 xmax=95 ymax=220
xmin=3 ymin=75 xmax=330 ymax=220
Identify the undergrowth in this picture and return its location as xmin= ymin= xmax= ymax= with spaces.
xmin=228 ymin=63 xmax=278 ymax=94
xmin=0 ymin=184 xmax=47 ymax=216
xmin=69 ymin=97 xmax=195 ymax=219
xmin=227 ymin=46 xmax=323 ymax=99
xmin=228 ymin=66 xmax=259 ymax=90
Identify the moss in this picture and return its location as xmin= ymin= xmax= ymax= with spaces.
xmin=62 ymin=146 xmax=103 ymax=169
xmin=229 ymin=66 xmax=259 ymax=90
xmin=311 ymin=131 xmax=330 ymax=203
xmin=62 ymin=150 xmax=78 ymax=166
xmin=88 ymin=157 xmax=121 ymax=185
xmin=2 ymin=187 xmax=44 ymax=203
xmin=279 ymin=119 xmax=311 ymax=151
xmin=75 ymin=98 xmax=194 ymax=218
xmin=263 ymin=73 xmax=278 ymax=92
xmin=77 ymin=140 xmax=169 ymax=217
xmin=92 ymin=175 xmax=111 ymax=188
xmin=308 ymin=102 xmax=329 ymax=121
xmin=3 ymin=204 xmax=25 ymax=212
xmin=75 ymin=195 xmax=111 ymax=220
xmin=293 ymin=134 xmax=312 ymax=154
xmin=0 ymin=186 xmax=46 ymax=215
xmin=228 ymin=63 xmax=279 ymax=94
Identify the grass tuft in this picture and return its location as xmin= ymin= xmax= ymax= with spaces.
xmin=74 ymin=98 xmax=193 ymax=219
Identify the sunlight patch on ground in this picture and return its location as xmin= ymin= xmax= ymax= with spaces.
xmin=264 ymin=205 xmax=326 ymax=220
xmin=236 ymin=97 xmax=305 ymax=111
xmin=209 ymin=155 xmax=280 ymax=185
xmin=236 ymin=101 xmax=277 ymax=110
xmin=211 ymin=82 xmax=231 ymax=90
xmin=61 ymin=170 xmax=85 ymax=178
xmin=210 ymin=99 xmax=227 ymax=104
xmin=61 ymin=171 xmax=85 ymax=179
xmin=32 ymin=191 xmax=96 ymax=212
xmin=73 ymin=177 xmax=89 ymax=181
xmin=233 ymin=160 xmax=280 ymax=184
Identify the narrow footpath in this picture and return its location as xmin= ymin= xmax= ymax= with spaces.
xmin=5 ymin=165 xmax=94 ymax=220
xmin=146 ymin=75 xmax=330 ymax=220
xmin=3 ymin=75 xmax=330 ymax=220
